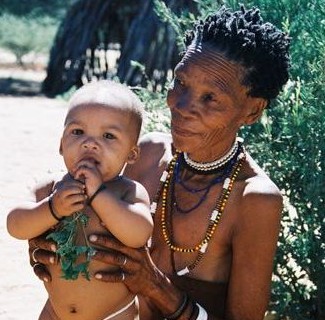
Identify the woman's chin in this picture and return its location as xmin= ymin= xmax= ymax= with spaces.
xmin=172 ymin=137 xmax=200 ymax=154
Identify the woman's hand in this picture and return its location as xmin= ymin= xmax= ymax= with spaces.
xmin=90 ymin=234 xmax=193 ymax=318
xmin=89 ymin=234 xmax=163 ymax=296
xmin=28 ymin=233 xmax=58 ymax=282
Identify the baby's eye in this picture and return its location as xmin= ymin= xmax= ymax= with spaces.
xmin=72 ymin=129 xmax=84 ymax=135
xmin=103 ymin=132 xmax=116 ymax=140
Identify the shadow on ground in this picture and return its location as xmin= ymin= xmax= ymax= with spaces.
xmin=0 ymin=77 xmax=43 ymax=96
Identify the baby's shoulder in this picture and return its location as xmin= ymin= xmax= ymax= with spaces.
xmin=107 ymin=176 xmax=149 ymax=202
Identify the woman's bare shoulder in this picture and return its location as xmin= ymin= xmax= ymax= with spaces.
xmin=139 ymin=132 xmax=173 ymax=155
xmin=238 ymin=153 xmax=283 ymax=218
xmin=125 ymin=132 xmax=173 ymax=177
xmin=124 ymin=132 xmax=173 ymax=197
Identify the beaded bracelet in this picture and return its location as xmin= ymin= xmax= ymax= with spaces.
xmin=164 ymin=293 xmax=189 ymax=320
xmin=87 ymin=184 xmax=106 ymax=206
xmin=48 ymin=195 xmax=63 ymax=222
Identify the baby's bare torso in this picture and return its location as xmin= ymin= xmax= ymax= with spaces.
xmin=40 ymin=178 xmax=134 ymax=320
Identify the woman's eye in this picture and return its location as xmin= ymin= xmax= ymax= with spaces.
xmin=202 ymin=93 xmax=215 ymax=102
xmin=174 ymin=78 xmax=184 ymax=86
xmin=72 ymin=129 xmax=83 ymax=135
xmin=103 ymin=132 xmax=115 ymax=140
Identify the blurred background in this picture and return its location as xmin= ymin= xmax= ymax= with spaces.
xmin=0 ymin=1 xmax=324 ymax=319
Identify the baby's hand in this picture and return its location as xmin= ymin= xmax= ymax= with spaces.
xmin=74 ymin=160 xmax=103 ymax=198
xmin=51 ymin=179 xmax=86 ymax=217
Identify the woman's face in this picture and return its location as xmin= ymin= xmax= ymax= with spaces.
xmin=167 ymin=42 xmax=264 ymax=160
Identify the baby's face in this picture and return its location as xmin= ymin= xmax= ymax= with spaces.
xmin=60 ymin=103 xmax=139 ymax=181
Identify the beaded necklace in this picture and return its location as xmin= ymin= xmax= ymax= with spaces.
xmin=150 ymin=145 xmax=245 ymax=276
xmin=174 ymin=148 xmax=242 ymax=214
xmin=183 ymin=138 xmax=239 ymax=172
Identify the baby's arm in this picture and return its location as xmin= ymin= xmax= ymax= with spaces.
xmin=7 ymin=178 xmax=86 ymax=240
xmin=91 ymin=180 xmax=153 ymax=248
xmin=74 ymin=160 xmax=153 ymax=248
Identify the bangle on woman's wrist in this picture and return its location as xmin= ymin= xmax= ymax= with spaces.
xmin=87 ymin=184 xmax=106 ymax=206
xmin=48 ymin=195 xmax=63 ymax=222
xmin=164 ymin=293 xmax=189 ymax=320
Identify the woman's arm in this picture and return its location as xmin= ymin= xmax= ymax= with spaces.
xmin=225 ymin=190 xmax=282 ymax=320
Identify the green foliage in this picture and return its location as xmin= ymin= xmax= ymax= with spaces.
xmin=47 ymin=212 xmax=95 ymax=280
xmin=128 ymin=60 xmax=171 ymax=134
xmin=243 ymin=77 xmax=324 ymax=319
xmin=0 ymin=13 xmax=58 ymax=64
xmin=0 ymin=1 xmax=73 ymax=64
xmin=148 ymin=0 xmax=325 ymax=319
xmin=0 ymin=0 xmax=74 ymax=19
xmin=137 ymin=87 xmax=171 ymax=135
xmin=153 ymin=0 xmax=195 ymax=51
xmin=237 ymin=1 xmax=325 ymax=318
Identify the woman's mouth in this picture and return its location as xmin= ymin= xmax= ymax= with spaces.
xmin=171 ymin=125 xmax=195 ymax=137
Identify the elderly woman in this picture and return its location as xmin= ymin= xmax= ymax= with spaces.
xmin=30 ymin=5 xmax=290 ymax=320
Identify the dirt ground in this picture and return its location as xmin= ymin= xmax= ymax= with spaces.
xmin=0 ymin=67 xmax=67 ymax=319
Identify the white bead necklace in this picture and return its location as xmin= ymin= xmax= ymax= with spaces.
xmin=183 ymin=138 xmax=240 ymax=171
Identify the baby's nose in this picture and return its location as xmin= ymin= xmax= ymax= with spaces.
xmin=82 ymin=137 xmax=98 ymax=149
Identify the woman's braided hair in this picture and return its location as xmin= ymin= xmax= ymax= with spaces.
xmin=184 ymin=5 xmax=291 ymax=101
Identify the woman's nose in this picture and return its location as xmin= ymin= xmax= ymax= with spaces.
xmin=172 ymin=92 xmax=195 ymax=115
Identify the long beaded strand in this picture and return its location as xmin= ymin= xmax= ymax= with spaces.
xmin=160 ymin=149 xmax=245 ymax=276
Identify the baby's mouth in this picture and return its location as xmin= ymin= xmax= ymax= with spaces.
xmin=81 ymin=157 xmax=100 ymax=165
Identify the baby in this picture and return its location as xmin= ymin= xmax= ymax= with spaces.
xmin=7 ymin=80 xmax=153 ymax=320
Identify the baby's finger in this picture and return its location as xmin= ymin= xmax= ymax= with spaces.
xmin=67 ymin=193 xmax=87 ymax=204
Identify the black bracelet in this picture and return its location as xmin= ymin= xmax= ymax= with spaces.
xmin=164 ymin=293 xmax=189 ymax=320
xmin=87 ymin=184 xmax=106 ymax=206
xmin=48 ymin=195 xmax=63 ymax=222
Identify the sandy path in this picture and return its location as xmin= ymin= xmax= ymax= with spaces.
xmin=0 ymin=96 xmax=67 ymax=319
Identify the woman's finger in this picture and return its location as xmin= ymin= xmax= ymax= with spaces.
xmin=94 ymin=270 xmax=125 ymax=283
xmin=89 ymin=234 xmax=143 ymax=258
xmin=29 ymin=235 xmax=57 ymax=254
xmin=92 ymin=248 xmax=131 ymax=269
xmin=33 ymin=263 xmax=52 ymax=282
xmin=30 ymin=248 xmax=58 ymax=266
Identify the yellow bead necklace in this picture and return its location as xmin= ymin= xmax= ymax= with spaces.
xmin=151 ymin=146 xmax=245 ymax=276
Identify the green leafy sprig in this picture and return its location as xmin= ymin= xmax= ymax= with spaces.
xmin=46 ymin=212 xmax=95 ymax=280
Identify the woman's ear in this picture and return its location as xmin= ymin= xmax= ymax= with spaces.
xmin=126 ymin=146 xmax=140 ymax=164
xmin=243 ymin=98 xmax=268 ymax=125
